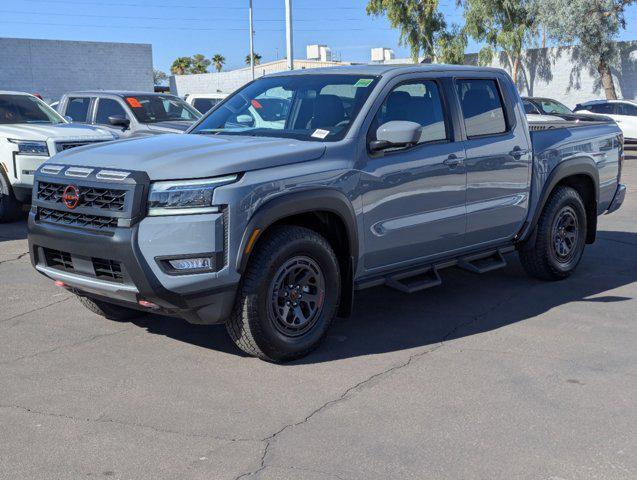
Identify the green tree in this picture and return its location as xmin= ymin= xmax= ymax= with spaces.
xmin=170 ymin=57 xmax=193 ymax=76
xmin=461 ymin=0 xmax=536 ymax=85
xmin=245 ymin=52 xmax=262 ymax=66
xmin=367 ymin=0 xmax=446 ymax=62
xmin=212 ymin=54 xmax=226 ymax=73
xmin=534 ymin=0 xmax=635 ymax=99
xmin=153 ymin=69 xmax=168 ymax=85
xmin=190 ymin=54 xmax=211 ymax=74
xmin=436 ymin=24 xmax=468 ymax=64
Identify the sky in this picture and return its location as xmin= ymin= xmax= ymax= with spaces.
xmin=1 ymin=0 xmax=637 ymax=73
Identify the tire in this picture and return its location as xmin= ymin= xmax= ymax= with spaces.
xmin=519 ymin=186 xmax=587 ymax=280
xmin=0 ymin=169 xmax=22 ymax=223
xmin=78 ymin=296 xmax=141 ymax=321
xmin=226 ymin=225 xmax=340 ymax=362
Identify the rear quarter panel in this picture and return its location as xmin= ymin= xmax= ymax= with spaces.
xmin=529 ymin=123 xmax=622 ymax=215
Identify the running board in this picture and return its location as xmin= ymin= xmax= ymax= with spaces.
xmin=457 ymin=249 xmax=507 ymax=274
xmin=385 ymin=266 xmax=442 ymax=294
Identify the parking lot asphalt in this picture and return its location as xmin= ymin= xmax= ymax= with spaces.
xmin=1 ymin=148 xmax=636 ymax=480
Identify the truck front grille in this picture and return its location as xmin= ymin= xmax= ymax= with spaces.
xmin=38 ymin=207 xmax=118 ymax=230
xmin=37 ymin=182 xmax=127 ymax=211
xmin=44 ymin=248 xmax=74 ymax=272
xmin=55 ymin=140 xmax=105 ymax=152
xmin=92 ymin=257 xmax=124 ymax=283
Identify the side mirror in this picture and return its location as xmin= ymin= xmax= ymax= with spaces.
xmin=369 ymin=121 xmax=422 ymax=152
xmin=64 ymin=115 xmax=73 ymax=123
xmin=108 ymin=115 xmax=131 ymax=130
xmin=236 ymin=114 xmax=254 ymax=126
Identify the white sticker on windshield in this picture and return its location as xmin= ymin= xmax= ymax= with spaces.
xmin=311 ymin=129 xmax=330 ymax=139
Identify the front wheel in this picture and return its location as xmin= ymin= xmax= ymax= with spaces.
xmin=519 ymin=186 xmax=587 ymax=280
xmin=226 ymin=226 xmax=340 ymax=362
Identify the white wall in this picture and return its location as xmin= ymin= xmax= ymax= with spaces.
xmin=0 ymin=38 xmax=154 ymax=102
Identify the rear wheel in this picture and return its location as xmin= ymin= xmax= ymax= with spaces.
xmin=519 ymin=186 xmax=587 ymax=280
xmin=78 ymin=296 xmax=141 ymax=321
xmin=0 ymin=169 xmax=22 ymax=223
xmin=226 ymin=225 xmax=340 ymax=362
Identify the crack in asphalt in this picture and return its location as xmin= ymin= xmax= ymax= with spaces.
xmin=0 ymin=252 xmax=29 ymax=265
xmin=0 ymin=297 xmax=72 ymax=326
xmin=0 ymin=325 xmax=132 ymax=365
xmin=233 ymin=343 xmax=444 ymax=480
xmin=0 ymin=403 xmax=256 ymax=443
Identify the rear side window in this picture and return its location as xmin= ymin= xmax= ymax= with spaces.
xmin=65 ymin=97 xmax=91 ymax=123
xmin=456 ymin=79 xmax=507 ymax=137
xmin=193 ymin=98 xmax=220 ymax=113
xmin=588 ymin=103 xmax=615 ymax=114
xmin=95 ymin=98 xmax=128 ymax=124
xmin=371 ymin=80 xmax=447 ymax=144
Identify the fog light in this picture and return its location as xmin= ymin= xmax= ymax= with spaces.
xmin=168 ymin=257 xmax=213 ymax=271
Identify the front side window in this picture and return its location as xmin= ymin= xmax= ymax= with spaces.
xmin=618 ymin=103 xmax=637 ymax=116
xmin=370 ymin=80 xmax=447 ymax=144
xmin=123 ymin=95 xmax=201 ymax=124
xmin=95 ymin=98 xmax=128 ymax=124
xmin=191 ymin=74 xmax=380 ymax=142
xmin=65 ymin=97 xmax=91 ymax=123
xmin=456 ymin=79 xmax=507 ymax=137
xmin=0 ymin=94 xmax=65 ymax=125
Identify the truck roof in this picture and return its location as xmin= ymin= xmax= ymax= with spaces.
xmin=61 ymin=91 xmax=175 ymax=97
xmin=267 ymin=63 xmax=507 ymax=78
xmin=0 ymin=90 xmax=34 ymax=96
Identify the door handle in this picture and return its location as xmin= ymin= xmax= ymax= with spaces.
xmin=509 ymin=146 xmax=530 ymax=159
xmin=444 ymin=154 xmax=464 ymax=168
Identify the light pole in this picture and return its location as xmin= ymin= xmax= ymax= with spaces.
xmin=249 ymin=0 xmax=255 ymax=79
xmin=285 ymin=0 xmax=293 ymax=70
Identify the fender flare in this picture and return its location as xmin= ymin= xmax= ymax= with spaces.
xmin=520 ymin=156 xmax=599 ymax=243
xmin=235 ymin=188 xmax=359 ymax=275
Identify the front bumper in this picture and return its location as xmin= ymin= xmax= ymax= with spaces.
xmin=606 ymin=183 xmax=626 ymax=214
xmin=28 ymin=212 xmax=237 ymax=325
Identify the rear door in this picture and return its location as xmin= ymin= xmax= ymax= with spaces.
xmin=454 ymin=76 xmax=532 ymax=247
xmin=63 ymin=96 xmax=93 ymax=124
xmin=360 ymin=75 xmax=467 ymax=271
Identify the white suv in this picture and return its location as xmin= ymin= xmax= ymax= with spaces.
xmin=574 ymin=99 xmax=637 ymax=141
xmin=0 ymin=91 xmax=116 ymax=222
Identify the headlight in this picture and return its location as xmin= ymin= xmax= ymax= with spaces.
xmin=147 ymin=175 xmax=237 ymax=216
xmin=8 ymin=139 xmax=49 ymax=156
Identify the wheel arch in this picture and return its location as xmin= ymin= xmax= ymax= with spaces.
xmin=522 ymin=157 xmax=599 ymax=245
xmin=236 ymin=189 xmax=358 ymax=317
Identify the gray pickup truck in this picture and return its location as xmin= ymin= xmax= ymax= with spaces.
xmin=28 ymin=65 xmax=626 ymax=362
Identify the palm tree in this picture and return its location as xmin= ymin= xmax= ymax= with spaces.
xmin=212 ymin=54 xmax=226 ymax=73
xmin=190 ymin=54 xmax=211 ymax=74
xmin=245 ymin=52 xmax=262 ymax=66
xmin=170 ymin=57 xmax=193 ymax=76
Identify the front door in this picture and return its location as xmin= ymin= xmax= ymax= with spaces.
xmin=360 ymin=77 xmax=467 ymax=272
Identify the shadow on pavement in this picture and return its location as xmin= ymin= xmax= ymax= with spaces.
xmin=0 ymin=216 xmax=28 ymax=242
xmin=126 ymin=230 xmax=637 ymax=364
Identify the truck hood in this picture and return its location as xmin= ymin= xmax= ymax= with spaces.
xmin=0 ymin=123 xmax=115 ymax=141
xmin=49 ymin=133 xmax=327 ymax=180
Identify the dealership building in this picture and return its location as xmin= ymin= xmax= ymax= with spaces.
xmin=0 ymin=37 xmax=154 ymax=102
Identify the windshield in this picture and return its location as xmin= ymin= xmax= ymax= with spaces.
xmin=538 ymin=99 xmax=572 ymax=115
xmin=0 ymin=94 xmax=65 ymax=125
xmin=123 ymin=95 xmax=201 ymax=124
xmin=191 ymin=74 xmax=380 ymax=141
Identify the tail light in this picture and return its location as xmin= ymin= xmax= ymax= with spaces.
xmin=618 ymin=133 xmax=624 ymax=181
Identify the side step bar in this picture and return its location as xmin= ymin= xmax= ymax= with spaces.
xmin=457 ymin=250 xmax=507 ymax=274
xmin=385 ymin=266 xmax=442 ymax=294
xmin=358 ymin=246 xmax=514 ymax=293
